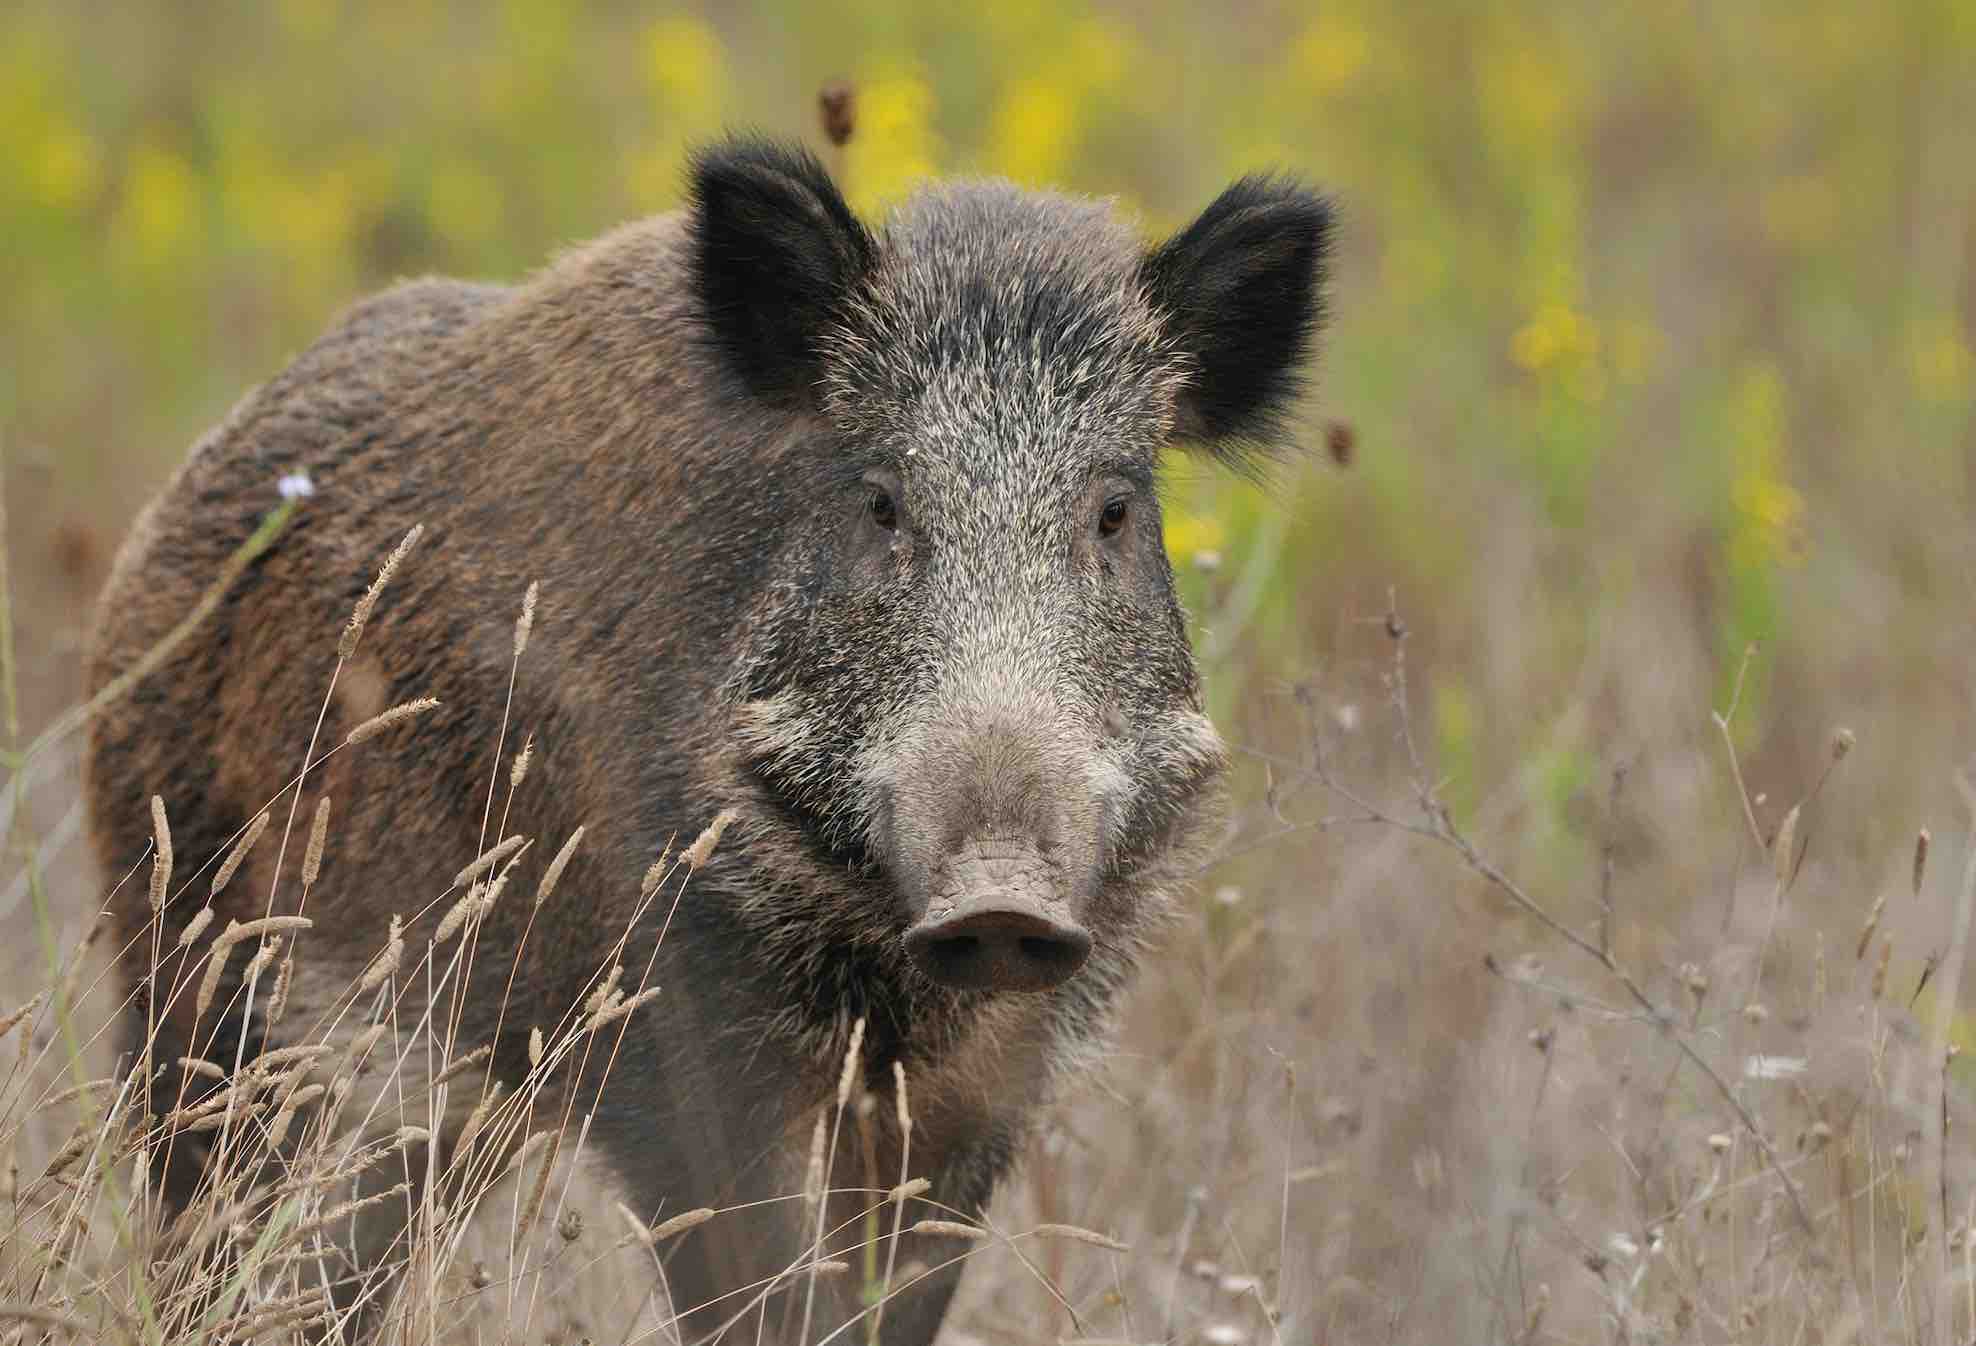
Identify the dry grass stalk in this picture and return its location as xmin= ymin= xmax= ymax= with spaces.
xmin=454 ymin=1080 xmax=506 ymax=1159
xmin=289 ymin=1181 xmax=411 ymax=1242
xmin=267 ymin=953 xmax=293 ymax=1022
xmin=683 ymin=807 xmax=738 ymax=870
xmin=434 ymin=888 xmax=480 ymax=946
xmin=509 ymin=733 xmax=533 ymax=791
xmin=147 ymin=794 xmax=172 ymax=911
xmin=1858 ymin=894 xmax=1887 ymax=960
xmin=209 ymin=811 xmax=269 ymax=898
xmin=614 ymin=1201 xmax=652 ymax=1245
xmin=515 ymin=1129 xmax=559 ymax=1235
xmin=242 ymin=934 xmax=281 ymax=984
xmin=254 ymin=1044 xmax=333 ymax=1072
xmin=837 ymin=1015 xmax=866 ymax=1108
xmin=41 ymin=1077 xmax=111 ymax=1110
xmin=1772 ymin=803 xmax=1799 ymax=886
xmin=871 ymin=1059 xmax=918 ymax=1344
xmin=211 ymin=915 xmax=311 ymax=952
xmin=1031 ymin=1223 xmax=1130 ymax=1252
xmin=177 ymin=905 xmax=214 ymax=948
xmin=648 ymin=1206 xmax=716 ymax=1243
xmin=639 ymin=852 xmax=670 ymax=898
xmin=536 ymin=825 xmax=583 ymax=908
xmin=340 ymin=523 xmax=422 ymax=660
xmin=429 ymin=1043 xmax=492 ymax=1090
xmin=802 ymin=1108 xmax=828 ymax=1222
xmin=194 ymin=923 xmax=240 ymax=1022
xmin=910 ymin=1219 xmax=989 ymax=1241
xmin=587 ymin=984 xmax=660 ymax=1032
xmin=358 ymin=915 xmax=404 ymax=993
xmin=265 ymin=1082 xmax=324 ymax=1149
xmin=0 ymin=992 xmax=42 ymax=1042
xmin=453 ymin=833 xmax=526 ymax=890
xmin=1916 ymin=827 xmax=1931 ymax=895
xmin=513 ymin=580 xmax=538 ymax=659
xmin=584 ymin=965 xmax=624 ymax=1020
xmin=344 ymin=695 xmax=439 ymax=746
xmin=176 ymin=1056 xmax=226 ymax=1082
xmin=337 ymin=1022 xmax=388 ymax=1079
xmin=301 ymin=795 xmax=331 ymax=888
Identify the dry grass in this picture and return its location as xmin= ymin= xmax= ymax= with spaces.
xmin=6 ymin=474 xmax=1976 ymax=1345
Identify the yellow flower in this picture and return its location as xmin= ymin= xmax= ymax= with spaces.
xmin=846 ymin=72 xmax=939 ymax=217
xmin=646 ymin=13 xmax=725 ymax=117
xmin=29 ymin=125 xmax=101 ymax=212
xmin=1161 ymin=509 xmax=1226 ymax=567
xmin=1726 ymin=363 xmax=1806 ymax=570
xmin=1293 ymin=14 xmax=1370 ymax=93
xmin=1511 ymin=303 xmax=1601 ymax=401
xmin=986 ymin=79 xmax=1076 ymax=186
xmin=1906 ymin=317 xmax=1974 ymax=406
xmin=112 ymin=140 xmax=200 ymax=270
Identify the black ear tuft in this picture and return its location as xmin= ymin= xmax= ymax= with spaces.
xmin=1139 ymin=175 xmax=1334 ymax=460
xmin=688 ymin=136 xmax=876 ymax=405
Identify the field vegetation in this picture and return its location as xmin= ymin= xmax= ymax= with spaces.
xmin=3 ymin=1 xmax=1976 ymax=1341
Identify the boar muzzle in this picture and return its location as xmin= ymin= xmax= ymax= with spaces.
xmin=903 ymin=838 xmax=1092 ymax=992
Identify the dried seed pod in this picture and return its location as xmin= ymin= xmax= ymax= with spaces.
xmin=817 ymin=80 xmax=856 ymax=147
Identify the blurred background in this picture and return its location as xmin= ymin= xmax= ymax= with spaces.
xmin=4 ymin=1 xmax=1976 ymax=1340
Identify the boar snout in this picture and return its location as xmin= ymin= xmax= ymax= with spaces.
xmin=904 ymin=839 xmax=1092 ymax=992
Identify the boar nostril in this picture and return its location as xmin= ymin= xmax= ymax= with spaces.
xmin=907 ymin=909 xmax=1091 ymax=993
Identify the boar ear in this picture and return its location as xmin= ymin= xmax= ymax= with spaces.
xmin=1139 ymin=175 xmax=1334 ymax=461
xmin=688 ymin=137 xmax=876 ymax=405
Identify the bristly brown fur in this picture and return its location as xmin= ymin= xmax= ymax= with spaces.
xmin=81 ymin=134 xmax=1331 ymax=1342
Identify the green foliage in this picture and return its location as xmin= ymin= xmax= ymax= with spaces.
xmin=3 ymin=0 xmax=1973 ymax=788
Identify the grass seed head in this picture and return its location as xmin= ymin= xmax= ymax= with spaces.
xmin=268 ymin=954 xmax=293 ymax=1023
xmin=1031 ymin=1222 xmax=1130 ymax=1252
xmin=0 ymin=992 xmax=43 ymax=1043
xmin=148 ymin=795 xmax=172 ymax=912
xmin=194 ymin=922 xmax=239 ymax=1022
xmin=210 ymin=810 xmax=270 ymax=899
xmin=910 ymin=1219 xmax=988 ymax=1241
xmin=649 ymin=1206 xmax=716 ymax=1242
xmin=1857 ymin=893 xmax=1887 ymax=960
xmin=340 ymin=523 xmax=422 ymax=660
xmin=178 ymin=905 xmax=215 ymax=948
xmin=301 ymin=795 xmax=331 ymax=888
xmin=358 ymin=915 xmax=404 ymax=993
xmin=345 ymin=695 xmax=439 ymax=746
xmin=454 ymin=833 xmax=525 ymax=890
xmin=1772 ymin=804 xmax=1799 ymax=886
xmin=510 ymin=733 xmax=534 ymax=791
xmin=513 ymin=580 xmax=538 ymax=660
xmin=803 ymin=1108 xmax=828 ymax=1216
xmin=684 ymin=807 xmax=739 ymax=870
xmin=837 ymin=1015 xmax=866 ymax=1108
xmin=888 ymin=1176 xmax=931 ymax=1203
xmin=537 ymin=825 xmax=584 ymax=909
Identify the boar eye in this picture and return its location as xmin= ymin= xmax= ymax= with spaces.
xmin=868 ymin=485 xmax=898 ymax=532
xmin=1097 ymin=495 xmax=1130 ymax=538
